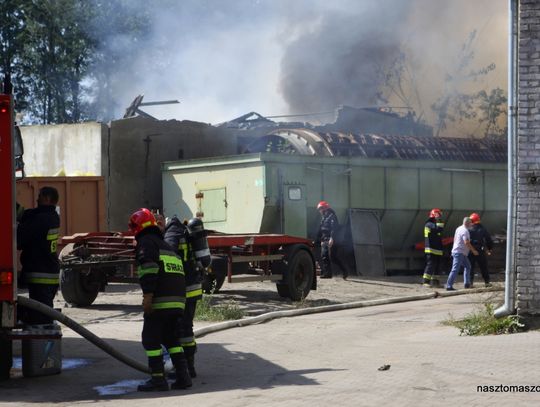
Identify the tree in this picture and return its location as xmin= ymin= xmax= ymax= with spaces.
xmin=476 ymin=87 xmax=507 ymax=138
xmin=0 ymin=0 xmax=32 ymax=111
xmin=19 ymin=0 xmax=95 ymax=123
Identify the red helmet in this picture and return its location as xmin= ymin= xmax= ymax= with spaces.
xmin=128 ymin=208 xmax=158 ymax=236
xmin=429 ymin=208 xmax=442 ymax=218
xmin=317 ymin=201 xmax=330 ymax=210
xmin=470 ymin=213 xmax=481 ymax=224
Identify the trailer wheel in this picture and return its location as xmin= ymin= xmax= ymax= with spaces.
xmin=282 ymin=249 xmax=314 ymax=301
xmin=202 ymin=256 xmax=227 ymax=294
xmin=60 ymin=268 xmax=101 ymax=307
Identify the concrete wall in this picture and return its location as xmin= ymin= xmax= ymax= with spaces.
xmin=20 ymin=122 xmax=107 ymax=177
xmin=108 ymin=117 xmax=237 ymax=231
xmin=516 ymin=0 xmax=540 ymax=314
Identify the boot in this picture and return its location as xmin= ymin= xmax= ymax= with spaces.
xmin=170 ymin=357 xmax=193 ymax=390
xmin=137 ymin=375 xmax=169 ymax=392
xmin=187 ymin=355 xmax=197 ymax=378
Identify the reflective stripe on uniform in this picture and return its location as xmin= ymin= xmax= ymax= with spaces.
xmin=186 ymin=289 xmax=203 ymax=299
xmin=422 ymin=274 xmax=432 ymax=280
xmin=152 ymin=295 xmax=185 ymax=310
xmin=436 ymin=223 xmax=445 ymax=228
xmin=24 ymin=272 xmax=59 ymax=285
xmin=186 ymin=284 xmax=201 ymax=292
xmin=138 ymin=262 xmax=159 ymax=278
xmin=425 ymin=248 xmax=443 ymax=256
xmin=424 ymin=227 xmax=430 ymax=237
xmin=178 ymin=242 xmax=189 ymax=261
xmin=194 ymin=248 xmax=210 ymax=258
xmin=47 ymin=228 xmax=59 ymax=240
xmin=47 ymin=228 xmax=59 ymax=253
xmin=152 ymin=302 xmax=185 ymax=310
xmin=146 ymin=348 xmax=162 ymax=357
xmin=180 ymin=340 xmax=196 ymax=348
xmin=168 ymin=346 xmax=183 ymax=355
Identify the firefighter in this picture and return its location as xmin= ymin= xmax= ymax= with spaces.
xmin=315 ymin=201 xmax=339 ymax=279
xmin=163 ymin=215 xmax=210 ymax=378
xmin=17 ymin=187 xmax=60 ymax=325
xmin=468 ymin=213 xmax=494 ymax=287
xmin=129 ymin=208 xmax=192 ymax=392
xmin=422 ymin=208 xmax=445 ymax=286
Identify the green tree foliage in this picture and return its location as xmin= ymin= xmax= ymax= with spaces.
xmin=19 ymin=0 xmax=95 ymax=123
xmin=0 ymin=0 xmax=152 ymax=124
xmin=0 ymin=0 xmax=32 ymax=111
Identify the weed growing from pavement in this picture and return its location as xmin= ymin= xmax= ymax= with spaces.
xmin=195 ymin=295 xmax=245 ymax=321
xmin=444 ymin=302 xmax=524 ymax=336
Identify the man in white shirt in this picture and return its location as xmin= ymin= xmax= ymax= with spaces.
xmin=446 ymin=217 xmax=479 ymax=291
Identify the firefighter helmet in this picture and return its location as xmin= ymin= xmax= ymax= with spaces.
xmin=128 ymin=208 xmax=158 ymax=236
xmin=429 ymin=208 xmax=442 ymax=219
xmin=317 ymin=201 xmax=330 ymax=210
xmin=469 ymin=213 xmax=481 ymax=224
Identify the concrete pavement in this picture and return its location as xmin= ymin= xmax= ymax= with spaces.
xmin=1 ymin=291 xmax=539 ymax=406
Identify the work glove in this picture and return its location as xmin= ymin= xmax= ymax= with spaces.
xmin=142 ymin=293 xmax=154 ymax=315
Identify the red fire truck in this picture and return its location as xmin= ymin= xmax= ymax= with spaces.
xmin=0 ymin=75 xmax=23 ymax=379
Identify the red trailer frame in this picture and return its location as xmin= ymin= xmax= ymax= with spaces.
xmin=58 ymin=231 xmax=317 ymax=306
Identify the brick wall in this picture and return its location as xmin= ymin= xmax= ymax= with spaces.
xmin=517 ymin=0 xmax=540 ymax=314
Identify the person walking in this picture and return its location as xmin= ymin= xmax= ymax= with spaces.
xmin=315 ymin=201 xmax=339 ymax=279
xmin=446 ymin=217 xmax=479 ymax=291
xmin=129 ymin=208 xmax=192 ymax=392
xmin=468 ymin=213 xmax=494 ymax=287
xmin=17 ymin=186 xmax=60 ymax=325
xmin=422 ymin=208 xmax=445 ymax=287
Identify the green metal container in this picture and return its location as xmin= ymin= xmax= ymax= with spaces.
xmin=162 ymin=153 xmax=507 ymax=272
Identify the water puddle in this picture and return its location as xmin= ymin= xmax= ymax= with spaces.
xmin=12 ymin=357 xmax=92 ymax=370
xmin=94 ymin=379 xmax=144 ymax=396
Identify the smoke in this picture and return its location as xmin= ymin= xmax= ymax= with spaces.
xmin=279 ymin=0 xmax=508 ymax=134
xmin=89 ymin=0 xmax=507 ymax=135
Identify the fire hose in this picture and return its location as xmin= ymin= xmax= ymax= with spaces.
xmin=17 ymin=296 xmax=150 ymax=374
xmin=18 ymin=286 xmax=501 ymax=375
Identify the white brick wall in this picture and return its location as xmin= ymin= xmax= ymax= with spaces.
xmin=517 ymin=0 xmax=540 ymax=314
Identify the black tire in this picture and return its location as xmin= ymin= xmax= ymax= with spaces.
xmin=60 ymin=268 xmax=101 ymax=307
xmin=283 ymin=249 xmax=314 ymax=301
xmin=276 ymin=283 xmax=290 ymax=298
xmin=202 ymin=256 xmax=227 ymax=294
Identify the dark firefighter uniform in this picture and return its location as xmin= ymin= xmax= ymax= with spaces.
xmin=17 ymin=205 xmax=60 ymax=325
xmin=135 ymin=225 xmax=192 ymax=391
xmin=468 ymin=223 xmax=494 ymax=286
xmin=422 ymin=217 xmax=445 ymax=285
xmin=316 ymin=208 xmax=339 ymax=278
xmin=164 ymin=216 xmax=203 ymax=378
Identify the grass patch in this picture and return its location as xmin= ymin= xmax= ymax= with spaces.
xmin=194 ymin=295 xmax=245 ymax=321
xmin=444 ymin=302 xmax=524 ymax=336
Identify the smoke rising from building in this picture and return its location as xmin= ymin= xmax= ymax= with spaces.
xmin=92 ymin=0 xmax=507 ymax=136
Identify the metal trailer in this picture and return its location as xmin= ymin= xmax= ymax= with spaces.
xmin=161 ymin=149 xmax=507 ymax=276
xmin=58 ymin=232 xmax=316 ymax=306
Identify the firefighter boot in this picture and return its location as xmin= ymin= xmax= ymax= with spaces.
xmin=138 ymin=358 xmax=169 ymax=392
xmin=137 ymin=375 xmax=169 ymax=392
xmin=170 ymin=354 xmax=193 ymax=390
xmin=187 ymin=354 xmax=197 ymax=378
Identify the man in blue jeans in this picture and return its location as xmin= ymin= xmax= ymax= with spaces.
xmin=446 ymin=217 xmax=479 ymax=291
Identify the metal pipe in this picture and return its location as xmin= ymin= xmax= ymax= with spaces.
xmin=495 ymin=0 xmax=518 ymax=318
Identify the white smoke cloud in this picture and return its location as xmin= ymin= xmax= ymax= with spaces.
xmin=99 ymin=0 xmax=507 ymax=135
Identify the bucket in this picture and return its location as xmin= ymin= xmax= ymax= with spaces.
xmin=22 ymin=324 xmax=62 ymax=377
